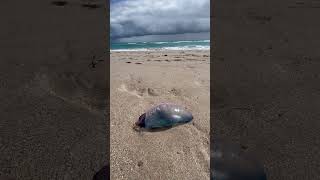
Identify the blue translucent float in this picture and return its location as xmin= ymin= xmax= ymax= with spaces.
xmin=136 ymin=103 xmax=193 ymax=129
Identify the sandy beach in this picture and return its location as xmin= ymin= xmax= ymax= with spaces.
xmin=110 ymin=50 xmax=210 ymax=179
xmin=213 ymin=0 xmax=320 ymax=179
xmin=0 ymin=0 xmax=108 ymax=179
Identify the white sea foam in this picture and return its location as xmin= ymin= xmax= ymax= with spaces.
xmin=151 ymin=41 xmax=168 ymax=44
xmin=172 ymin=40 xmax=193 ymax=43
xmin=110 ymin=45 xmax=210 ymax=52
xmin=163 ymin=45 xmax=210 ymax=50
xmin=172 ymin=40 xmax=210 ymax=43
xmin=111 ymin=48 xmax=150 ymax=51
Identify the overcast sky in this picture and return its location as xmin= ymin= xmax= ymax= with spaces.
xmin=111 ymin=0 xmax=210 ymax=42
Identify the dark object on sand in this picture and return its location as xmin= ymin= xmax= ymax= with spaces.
xmin=136 ymin=103 xmax=193 ymax=129
xmin=51 ymin=1 xmax=68 ymax=6
xmin=89 ymin=55 xmax=98 ymax=68
xmin=93 ymin=165 xmax=110 ymax=180
xmin=88 ymin=55 xmax=104 ymax=69
xmin=82 ymin=3 xmax=102 ymax=9
xmin=211 ymin=139 xmax=267 ymax=180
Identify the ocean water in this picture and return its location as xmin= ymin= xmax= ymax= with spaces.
xmin=110 ymin=40 xmax=210 ymax=51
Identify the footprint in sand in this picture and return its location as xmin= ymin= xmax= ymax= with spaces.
xmin=169 ymin=88 xmax=182 ymax=96
xmin=25 ymin=73 xmax=51 ymax=97
xmin=119 ymin=75 xmax=162 ymax=98
xmin=147 ymin=88 xmax=158 ymax=96
xmin=118 ymin=84 xmax=143 ymax=98
xmin=118 ymin=84 xmax=159 ymax=98
xmin=48 ymin=70 xmax=106 ymax=110
xmin=194 ymin=81 xmax=201 ymax=86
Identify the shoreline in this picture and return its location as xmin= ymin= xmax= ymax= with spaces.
xmin=110 ymin=48 xmax=210 ymax=52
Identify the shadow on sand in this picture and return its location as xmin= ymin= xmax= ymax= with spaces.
xmin=93 ymin=164 xmax=110 ymax=180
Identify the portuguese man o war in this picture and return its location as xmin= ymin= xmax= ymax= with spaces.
xmin=135 ymin=103 xmax=193 ymax=129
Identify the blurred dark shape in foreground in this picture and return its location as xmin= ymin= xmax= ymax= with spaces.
xmin=93 ymin=164 xmax=110 ymax=180
xmin=211 ymin=139 xmax=267 ymax=180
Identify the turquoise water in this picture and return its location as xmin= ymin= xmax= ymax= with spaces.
xmin=110 ymin=40 xmax=210 ymax=51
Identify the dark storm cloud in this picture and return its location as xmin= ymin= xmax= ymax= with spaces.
xmin=115 ymin=32 xmax=210 ymax=43
xmin=110 ymin=0 xmax=210 ymax=40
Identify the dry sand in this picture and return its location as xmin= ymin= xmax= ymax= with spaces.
xmin=110 ymin=50 xmax=210 ymax=179
xmin=0 ymin=0 xmax=108 ymax=179
xmin=213 ymin=0 xmax=320 ymax=179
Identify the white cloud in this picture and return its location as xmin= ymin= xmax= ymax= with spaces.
xmin=111 ymin=0 xmax=210 ymax=40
